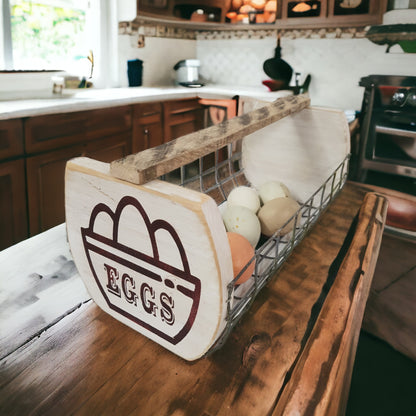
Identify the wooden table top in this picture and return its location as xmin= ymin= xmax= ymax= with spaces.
xmin=0 ymin=181 xmax=387 ymax=416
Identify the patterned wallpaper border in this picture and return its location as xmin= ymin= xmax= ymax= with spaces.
xmin=119 ymin=21 xmax=368 ymax=41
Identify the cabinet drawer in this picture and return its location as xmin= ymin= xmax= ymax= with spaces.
xmin=87 ymin=106 xmax=132 ymax=141
xmin=134 ymin=102 xmax=162 ymax=119
xmin=86 ymin=132 xmax=132 ymax=163
xmin=0 ymin=119 xmax=24 ymax=161
xmin=25 ymin=106 xmax=132 ymax=154
xmin=163 ymin=98 xmax=204 ymax=142
xmin=164 ymin=98 xmax=201 ymax=115
xmin=25 ymin=111 xmax=89 ymax=154
xmin=167 ymin=110 xmax=199 ymax=127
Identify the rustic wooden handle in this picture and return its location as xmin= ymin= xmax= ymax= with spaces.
xmin=110 ymin=94 xmax=310 ymax=185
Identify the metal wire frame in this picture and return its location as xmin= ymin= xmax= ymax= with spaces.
xmin=161 ymin=140 xmax=350 ymax=356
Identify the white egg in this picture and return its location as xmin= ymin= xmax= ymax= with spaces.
xmin=222 ymin=205 xmax=261 ymax=247
xmin=258 ymin=181 xmax=290 ymax=204
xmin=227 ymin=186 xmax=261 ymax=213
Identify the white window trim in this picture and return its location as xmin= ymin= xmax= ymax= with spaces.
xmin=1 ymin=0 xmax=13 ymax=69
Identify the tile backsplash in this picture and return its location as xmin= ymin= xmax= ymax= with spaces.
xmin=196 ymin=35 xmax=416 ymax=110
xmin=119 ymin=22 xmax=416 ymax=110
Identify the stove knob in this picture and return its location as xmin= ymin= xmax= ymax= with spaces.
xmin=391 ymin=89 xmax=407 ymax=106
xmin=407 ymin=88 xmax=416 ymax=107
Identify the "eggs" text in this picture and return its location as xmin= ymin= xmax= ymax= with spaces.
xmin=103 ymin=263 xmax=175 ymax=326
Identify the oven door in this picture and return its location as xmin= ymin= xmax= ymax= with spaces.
xmin=362 ymin=107 xmax=416 ymax=179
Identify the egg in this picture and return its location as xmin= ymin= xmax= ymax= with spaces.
xmin=227 ymin=232 xmax=256 ymax=285
xmin=257 ymin=197 xmax=300 ymax=237
xmin=222 ymin=204 xmax=261 ymax=247
xmin=258 ymin=181 xmax=290 ymax=204
xmin=227 ymin=186 xmax=261 ymax=213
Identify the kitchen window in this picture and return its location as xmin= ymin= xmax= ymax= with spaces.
xmin=1 ymin=0 xmax=92 ymax=71
xmin=1 ymin=0 xmax=119 ymax=88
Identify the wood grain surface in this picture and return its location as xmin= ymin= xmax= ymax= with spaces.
xmin=110 ymin=94 xmax=310 ymax=185
xmin=0 ymin=182 xmax=387 ymax=416
xmin=273 ymin=192 xmax=387 ymax=416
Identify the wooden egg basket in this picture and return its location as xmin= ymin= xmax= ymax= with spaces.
xmin=65 ymin=94 xmax=350 ymax=361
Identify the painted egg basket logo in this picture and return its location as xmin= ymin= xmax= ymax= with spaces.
xmin=81 ymin=196 xmax=201 ymax=345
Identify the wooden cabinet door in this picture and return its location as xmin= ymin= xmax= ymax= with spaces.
xmin=0 ymin=119 xmax=24 ymax=161
xmin=0 ymin=158 xmax=28 ymax=250
xmin=26 ymin=144 xmax=85 ymax=236
xmin=26 ymin=133 xmax=133 ymax=237
xmin=24 ymin=106 xmax=132 ymax=155
xmin=132 ymin=102 xmax=164 ymax=152
xmin=85 ymin=132 xmax=132 ymax=163
xmin=135 ymin=120 xmax=164 ymax=152
xmin=327 ymin=0 xmax=386 ymax=26
xmin=163 ymin=98 xmax=204 ymax=142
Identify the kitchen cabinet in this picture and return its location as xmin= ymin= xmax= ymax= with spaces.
xmin=26 ymin=144 xmax=85 ymax=236
xmin=86 ymin=132 xmax=132 ymax=163
xmin=0 ymin=159 xmax=28 ymax=251
xmin=24 ymin=107 xmax=133 ymax=237
xmin=0 ymin=119 xmax=28 ymax=251
xmin=24 ymin=106 xmax=132 ymax=155
xmin=26 ymin=133 xmax=132 ymax=236
xmin=132 ymin=99 xmax=204 ymax=152
xmin=132 ymin=102 xmax=164 ymax=152
xmin=138 ymin=0 xmax=230 ymax=23
xmin=163 ymin=98 xmax=204 ymax=141
xmin=0 ymin=119 xmax=24 ymax=161
xmin=0 ymin=97 xmax=207 ymax=247
xmin=135 ymin=0 xmax=388 ymax=29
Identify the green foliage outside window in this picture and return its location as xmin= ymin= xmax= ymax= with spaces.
xmin=10 ymin=1 xmax=86 ymax=70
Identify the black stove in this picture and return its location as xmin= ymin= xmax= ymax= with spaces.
xmin=356 ymin=75 xmax=416 ymax=183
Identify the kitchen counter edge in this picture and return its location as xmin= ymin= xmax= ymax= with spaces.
xmin=0 ymin=86 xmax=292 ymax=120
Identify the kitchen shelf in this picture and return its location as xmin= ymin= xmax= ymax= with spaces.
xmin=366 ymin=23 xmax=416 ymax=52
xmin=133 ymin=0 xmax=387 ymax=30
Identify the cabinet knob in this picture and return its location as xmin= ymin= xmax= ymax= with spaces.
xmin=144 ymin=128 xmax=149 ymax=135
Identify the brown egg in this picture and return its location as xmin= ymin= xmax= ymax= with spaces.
xmin=257 ymin=197 xmax=300 ymax=237
xmin=227 ymin=232 xmax=256 ymax=285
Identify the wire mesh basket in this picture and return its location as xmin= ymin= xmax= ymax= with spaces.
xmin=66 ymin=94 xmax=351 ymax=360
xmin=161 ymin=139 xmax=350 ymax=355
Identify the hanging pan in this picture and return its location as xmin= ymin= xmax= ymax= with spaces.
xmin=263 ymin=32 xmax=293 ymax=89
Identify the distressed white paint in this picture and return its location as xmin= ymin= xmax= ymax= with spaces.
xmin=65 ymin=157 xmax=232 ymax=361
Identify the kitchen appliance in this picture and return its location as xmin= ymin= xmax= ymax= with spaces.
xmin=356 ymin=74 xmax=416 ymax=182
xmin=173 ymin=59 xmax=204 ymax=87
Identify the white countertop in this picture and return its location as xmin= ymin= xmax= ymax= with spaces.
xmin=0 ymin=85 xmax=292 ymax=120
